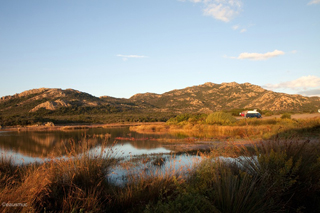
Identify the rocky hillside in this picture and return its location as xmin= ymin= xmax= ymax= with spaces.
xmin=1 ymin=82 xmax=320 ymax=119
xmin=130 ymin=82 xmax=320 ymax=113
xmin=0 ymin=88 xmax=104 ymax=115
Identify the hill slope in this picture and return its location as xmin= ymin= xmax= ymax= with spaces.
xmin=130 ymin=82 xmax=320 ymax=113
xmin=0 ymin=88 xmax=103 ymax=115
xmin=1 ymin=82 xmax=320 ymax=125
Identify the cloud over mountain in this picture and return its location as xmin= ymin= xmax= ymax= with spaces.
xmin=298 ymin=89 xmax=320 ymax=97
xmin=264 ymin=75 xmax=320 ymax=90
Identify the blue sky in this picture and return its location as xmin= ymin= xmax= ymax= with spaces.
xmin=0 ymin=0 xmax=319 ymax=98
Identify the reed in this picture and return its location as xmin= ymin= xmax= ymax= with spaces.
xmin=232 ymin=139 xmax=320 ymax=211
xmin=144 ymin=139 xmax=320 ymax=212
xmin=0 ymin=141 xmax=117 ymax=212
xmin=109 ymin=154 xmax=199 ymax=212
xmin=129 ymin=124 xmax=170 ymax=133
xmin=130 ymin=117 xmax=320 ymax=141
xmin=1 ymin=136 xmax=320 ymax=212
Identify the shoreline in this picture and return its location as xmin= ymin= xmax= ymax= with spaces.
xmin=0 ymin=122 xmax=166 ymax=132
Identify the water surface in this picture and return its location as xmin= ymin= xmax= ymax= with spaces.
xmin=0 ymin=127 xmax=184 ymax=164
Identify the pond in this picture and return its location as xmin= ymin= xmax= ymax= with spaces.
xmin=0 ymin=127 xmax=195 ymax=164
xmin=0 ymin=127 xmax=247 ymax=186
xmin=108 ymin=154 xmax=204 ymax=186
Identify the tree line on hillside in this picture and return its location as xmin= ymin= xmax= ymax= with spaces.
xmin=0 ymin=107 xmax=315 ymax=127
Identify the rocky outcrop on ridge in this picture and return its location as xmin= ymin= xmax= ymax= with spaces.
xmin=1 ymin=82 xmax=320 ymax=116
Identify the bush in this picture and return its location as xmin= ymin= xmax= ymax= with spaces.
xmin=166 ymin=113 xmax=207 ymax=125
xmin=206 ymin=112 xmax=237 ymax=125
xmin=264 ymin=111 xmax=273 ymax=116
xmin=144 ymin=191 xmax=214 ymax=213
xmin=281 ymin=113 xmax=291 ymax=119
xmin=240 ymin=140 xmax=320 ymax=211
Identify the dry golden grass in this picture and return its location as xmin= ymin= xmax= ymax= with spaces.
xmin=0 ymin=141 xmax=117 ymax=212
xmin=110 ymin=153 xmax=202 ymax=212
xmin=130 ymin=117 xmax=320 ymax=141
xmin=1 ymin=118 xmax=320 ymax=212
xmin=129 ymin=124 xmax=170 ymax=133
xmin=131 ymin=123 xmax=273 ymax=140
xmin=1 ymin=138 xmax=320 ymax=212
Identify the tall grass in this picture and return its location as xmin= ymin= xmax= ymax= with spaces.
xmin=109 ymin=153 xmax=201 ymax=212
xmin=0 ymin=141 xmax=117 ymax=212
xmin=144 ymin=139 xmax=320 ymax=212
xmin=241 ymin=139 xmax=320 ymax=211
xmin=1 ymin=137 xmax=320 ymax=212
xmin=131 ymin=117 xmax=320 ymax=141
xmin=131 ymin=123 xmax=276 ymax=139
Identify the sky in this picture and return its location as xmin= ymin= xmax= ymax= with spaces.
xmin=0 ymin=0 xmax=319 ymax=98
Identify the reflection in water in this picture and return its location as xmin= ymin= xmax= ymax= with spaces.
xmin=88 ymin=143 xmax=171 ymax=158
xmin=108 ymin=154 xmax=204 ymax=186
xmin=0 ymin=143 xmax=172 ymax=165
xmin=0 ymin=127 xmax=223 ymax=189
xmin=0 ymin=149 xmax=46 ymax=165
xmin=0 ymin=128 xmax=250 ymax=189
xmin=0 ymin=127 xmax=177 ymax=163
xmin=0 ymin=130 xmax=89 ymax=157
xmin=107 ymin=155 xmax=254 ymax=186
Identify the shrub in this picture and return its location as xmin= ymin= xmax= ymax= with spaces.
xmin=206 ymin=112 xmax=237 ymax=125
xmin=166 ymin=113 xmax=207 ymax=125
xmin=281 ymin=113 xmax=291 ymax=119
xmin=264 ymin=111 xmax=273 ymax=116
xmin=187 ymin=158 xmax=274 ymax=212
xmin=144 ymin=191 xmax=214 ymax=213
xmin=240 ymin=140 xmax=320 ymax=211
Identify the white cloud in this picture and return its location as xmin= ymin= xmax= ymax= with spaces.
xmin=232 ymin=25 xmax=239 ymax=30
xmin=180 ymin=0 xmax=243 ymax=22
xmin=291 ymin=50 xmax=297 ymax=54
xmin=231 ymin=49 xmax=285 ymax=60
xmin=308 ymin=0 xmax=320 ymax=5
xmin=203 ymin=1 xmax=242 ymax=22
xmin=232 ymin=24 xmax=247 ymax=33
xmin=240 ymin=28 xmax=246 ymax=33
xmin=264 ymin=75 xmax=320 ymax=90
xmin=298 ymin=89 xmax=320 ymax=97
xmin=116 ymin=54 xmax=148 ymax=61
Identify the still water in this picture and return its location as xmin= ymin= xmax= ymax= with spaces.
xmin=0 ymin=127 xmax=240 ymax=186
xmin=0 ymin=127 xmax=186 ymax=164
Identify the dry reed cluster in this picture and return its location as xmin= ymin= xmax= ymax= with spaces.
xmin=0 ymin=141 xmax=116 ymax=212
xmin=131 ymin=117 xmax=320 ymax=140
xmin=1 ymin=117 xmax=320 ymax=212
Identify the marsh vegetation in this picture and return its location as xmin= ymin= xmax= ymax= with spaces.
xmin=1 ymin=114 xmax=320 ymax=212
xmin=1 ymin=138 xmax=320 ymax=212
xmin=131 ymin=113 xmax=320 ymax=140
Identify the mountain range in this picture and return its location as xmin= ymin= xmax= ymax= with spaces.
xmin=1 ymin=82 xmax=320 ymax=125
